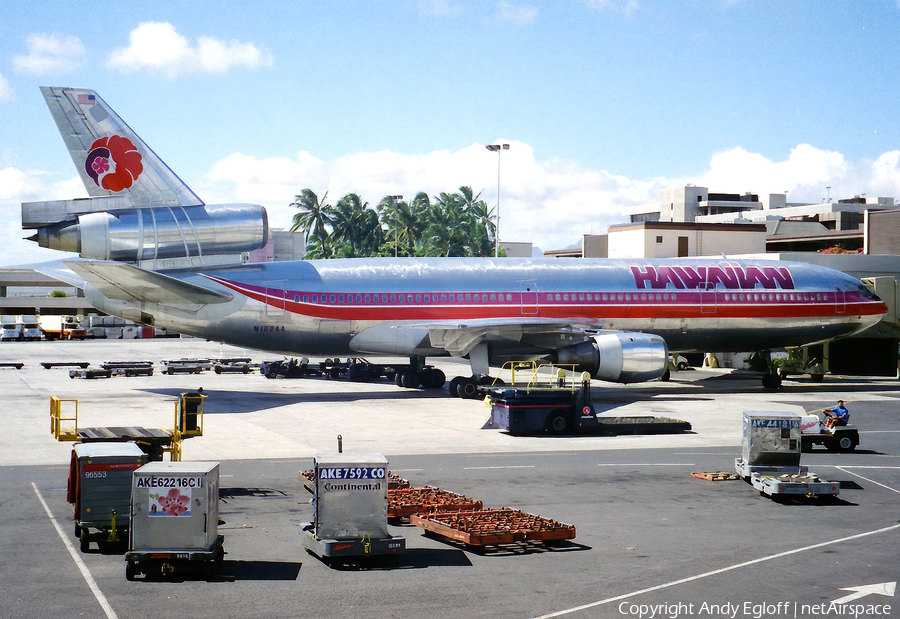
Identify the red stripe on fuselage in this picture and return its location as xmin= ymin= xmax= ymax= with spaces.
xmin=206 ymin=276 xmax=886 ymax=322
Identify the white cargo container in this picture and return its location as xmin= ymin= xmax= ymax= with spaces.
xmin=126 ymin=461 xmax=223 ymax=580
xmin=302 ymin=453 xmax=405 ymax=562
xmin=735 ymin=412 xmax=839 ymax=499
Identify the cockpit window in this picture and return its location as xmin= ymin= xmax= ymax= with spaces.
xmin=858 ymin=284 xmax=880 ymax=300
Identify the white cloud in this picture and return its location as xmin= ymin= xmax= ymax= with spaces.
xmin=411 ymin=0 xmax=461 ymax=17
xmin=196 ymin=141 xmax=670 ymax=251
xmin=4 ymin=142 xmax=900 ymax=267
xmin=0 ymin=168 xmax=84 ymax=267
xmin=13 ymin=33 xmax=86 ymax=75
xmin=197 ymin=142 xmax=900 ymax=253
xmin=584 ymin=0 xmax=640 ymax=18
xmin=0 ymin=73 xmax=13 ymax=103
xmin=106 ymin=22 xmax=273 ymax=79
xmin=496 ymin=1 xmax=538 ymax=25
xmin=699 ymin=144 xmax=863 ymax=204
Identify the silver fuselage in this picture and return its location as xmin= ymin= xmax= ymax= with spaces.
xmin=82 ymin=257 xmax=887 ymax=361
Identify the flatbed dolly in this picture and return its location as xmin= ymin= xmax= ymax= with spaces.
xmin=69 ymin=367 xmax=113 ymax=379
xmin=735 ymin=458 xmax=840 ymax=498
xmin=42 ymin=361 xmax=89 ymax=369
xmin=100 ymin=361 xmax=154 ymax=376
xmin=0 ymin=362 xmax=24 ymax=369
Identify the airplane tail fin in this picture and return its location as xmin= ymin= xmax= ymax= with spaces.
xmin=41 ymin=87 xmax=203 ymax=208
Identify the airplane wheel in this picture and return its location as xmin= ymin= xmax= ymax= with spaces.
xmin=458 ymin=379 xmax=479 ymax=399
xmin=660 ymin=369 xmax=671 ymax=382
xmin=396 ymin=372 xmax=405 ymax=387
xmin=402 ymin=371 xmax=421 ymax=389
xmin=422 ymin=368 xmax=445 ymax=389
xmin=448 ymin=377 xmax=462 ymax=397
xmin=762 ymin=374 xmax=782 ymax=390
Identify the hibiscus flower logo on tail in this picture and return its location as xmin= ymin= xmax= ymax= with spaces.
xmin=84 ymin=135 xmax=143 ymax=192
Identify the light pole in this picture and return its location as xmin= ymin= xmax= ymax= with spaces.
xmin=486 ymin=143 xmax=509 ymax=257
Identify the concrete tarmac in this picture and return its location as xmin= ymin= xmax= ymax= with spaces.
xmin=2 ymin=338 xmax=899 ymax=618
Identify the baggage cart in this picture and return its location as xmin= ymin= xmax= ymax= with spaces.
xmin=735 ymin=412 xmax=839 ymax=499
xmin=68 ymin=442 xmax=148 ymax=551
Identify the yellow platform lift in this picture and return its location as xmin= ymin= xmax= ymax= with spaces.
xmin=50 ymin=390 xmax=207 ymax=461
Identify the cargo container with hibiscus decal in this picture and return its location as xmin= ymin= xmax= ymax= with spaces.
xmin=126 ymin=461 xmax=223 ymax=580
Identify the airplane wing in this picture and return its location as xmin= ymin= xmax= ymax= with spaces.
xmin=65 ymin=260 xmax=233 ymax=306
xmin=41 ymin=87 xmax=204 ymax=207
xmin=423 ymin=318 xmax=595 ymax=357
xmin=351 ymin=317 xmax=597 ymax=358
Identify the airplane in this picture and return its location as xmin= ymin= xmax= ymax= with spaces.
xmin=22 ymin=87 xmax=889 ymax=398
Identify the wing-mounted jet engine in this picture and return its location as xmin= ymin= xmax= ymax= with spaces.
xmin=21 ymin=87 xmax=268 ymax=267
xmin=553 ymin=331 xmax=669 ymax=383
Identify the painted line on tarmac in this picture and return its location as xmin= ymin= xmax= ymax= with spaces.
xmin=464 ymin=465 xmax=536 ymax=470
xmin=597 ymin=463 xmax=695 ymax=467
xmin=533 ymin=522 xmax=900 ymax=619
xmin=834 ymin=466 xmax=900 ymax=495
xmin=31 ymin=482 xmax=118 ymax=619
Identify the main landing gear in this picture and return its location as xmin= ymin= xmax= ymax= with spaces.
xmin=448 ymin=375 xmax=499 ymax=399
xmin=393 ymin=357 xmax=446 ymax=390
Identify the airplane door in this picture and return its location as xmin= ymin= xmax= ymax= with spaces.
xmin=265 ymin=283 xmax=286 ymax=319
xmin=700 ymin=280 xmax=717 ymax=314
xmin=835 ymin=289 xmax=846 ymax=314
xmin=520 ymin=281 xmax=538 ymax=315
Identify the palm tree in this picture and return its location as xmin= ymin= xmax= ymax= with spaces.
xmin=458 ymin=186 xmax=495 ymax=257
xmin=330 ymin=193 xmax=383 ymax=258
xmin=425 ymin=191 xmax=474 ymax=257
xmin=303 ymin=228 xmax=334 ymax=259
xmin=378 ymin=193 xmax=428 ymax=257
xmin=289 ymin=189 xmax=333 ymax=246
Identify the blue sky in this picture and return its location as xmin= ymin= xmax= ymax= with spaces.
xmin=2 ymin=0 xmax=900 ymax=265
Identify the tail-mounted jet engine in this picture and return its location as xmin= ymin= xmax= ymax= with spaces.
xmin=553 ymin=331 xmax=669 ymax=383
xmin=24 ymin=203 xmax=267 ymax=262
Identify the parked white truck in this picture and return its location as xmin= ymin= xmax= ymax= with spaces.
xmin=1 ymin=315 xmax=23 ymax=341
xmin=20 ymin=315 xmax=42 ymax=341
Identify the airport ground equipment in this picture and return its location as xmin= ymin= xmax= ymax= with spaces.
xmin=68 ymin=367 xmax=113 ymax=379
xmin=161 ymin=358 xmax=208 ymax=374
xmin=126 ymin=461 xmax=223 ymax=580
xmin=50 ymin=392 xmax=205 ymax=460
xmin=411 ymin=509 xmax=576 ymax=547
xmin=0 ymin=362 xmax=24 ymax=369
xmin=100 ymin=360 xmax=155 ymax=376
xmin=800 ymin=412 xmax=859 ymax=452
xmin=691 ymin=471 xmax=741 ymax=481
xmin=260 ymin=357 xmax=444 ymax=387
xmin=486 ymin=362 xmax=690 ymax=435
xmin=734 ymin=412 xmax=839 ymax=499
xmin=388 ymin=488 xmax=483 ymax=520
xmin=0 ymin=315 xmax=22 ymax=341
xmin=213 ymin=361 xmax=251 ymax=374
xmin=68 ymin=442 xmax=148 ymax=552
xmin=41 ymin=361 xmax=89 ymax=369
xmin=301 ymin=453 xmax=405 ymax=563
